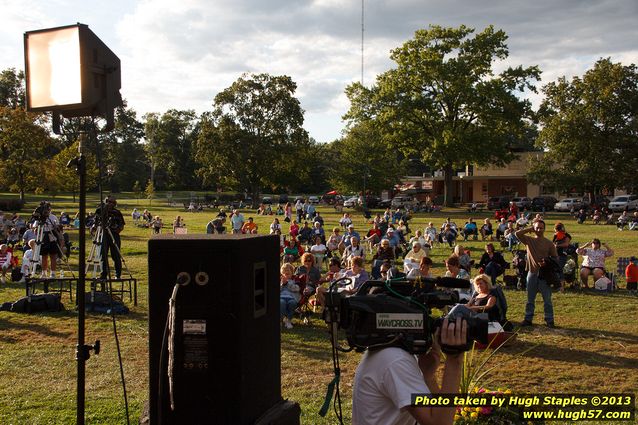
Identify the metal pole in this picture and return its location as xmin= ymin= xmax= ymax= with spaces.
xmin=76 ymin=133 xmax=87 ymax=425
xmin=361 ymin=0 xmax=364 ymax=85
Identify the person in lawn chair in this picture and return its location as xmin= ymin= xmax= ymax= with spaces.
xmin=577 ymin=239 xmax=613 ymax=289
xmin=461 ymin=218 xmax=478 ymax=241
xmin=447 ymin=274 xmax=511 ymax=330
xmin=279 ymin=262 xmax=302 ymax=329
xmin=0 ymin=244 xmax=12 ymax=284
xmin=295 ymin=252 xmax=322 ymax=297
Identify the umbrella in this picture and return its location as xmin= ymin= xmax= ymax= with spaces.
xmin=326 ymin=190 xmax=338 ymax=195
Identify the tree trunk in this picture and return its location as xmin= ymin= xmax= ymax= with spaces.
xmin=18 ymin=170 xmax=25 ymax=203
xmin=587 ymin=188 xmax=594 ymax=209
xmin=251 ymin=185 xmax=260 ymax=209
xmin=443 ymin=164 xmax=454 ymax=207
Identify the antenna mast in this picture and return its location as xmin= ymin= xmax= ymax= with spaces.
xmin=361 ymin=0 xmax=364 ymax=85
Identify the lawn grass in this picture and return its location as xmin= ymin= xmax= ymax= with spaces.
xmin=0 ymin=193 xmax=637 ymax=424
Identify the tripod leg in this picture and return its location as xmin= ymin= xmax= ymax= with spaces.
xmin=105 ymin=227 xmax=130 ymax=279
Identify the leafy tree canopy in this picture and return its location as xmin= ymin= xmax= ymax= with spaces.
xmin=344 ymin=25 xmax=540 ymax=204
xmin=0 ymin=68 xmax=25 ymax=108
xmin=0 ymin=107 xmax=55 ymax=200
xmin=329 ymin=121 xmax=403 ymax=195
xmin=528 ymin=58 xmax=638 ymax=195
xmin=194 ymin=73 xmax=310 ymax=202
xmin=144 ymin=109 xmax=198 ymax=190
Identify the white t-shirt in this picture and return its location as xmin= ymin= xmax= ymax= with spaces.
xmin=42 ymin=213 xmax=59 ymax=232
xmin=353 ymin=347 xmax=430 ymax=425
xmin=310 ymin=244 xmax=327 ymax=254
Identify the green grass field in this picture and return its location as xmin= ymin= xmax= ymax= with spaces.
xmin=0 ymin=193 xmax=637 ymax=424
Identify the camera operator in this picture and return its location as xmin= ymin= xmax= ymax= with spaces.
xmin=95 ymin=196 xmax=125 ymax=279
xmin=352 ymin=317 xmax=467 ymax=425
xmin=34 ymin=202 xmax=60 ymax=278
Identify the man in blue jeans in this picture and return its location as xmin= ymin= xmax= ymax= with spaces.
xmin=515 ymin=219 xmax=558 ymax=328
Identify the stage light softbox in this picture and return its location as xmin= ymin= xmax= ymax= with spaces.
xmin=24 ymin=23 xmax=122 ymax=119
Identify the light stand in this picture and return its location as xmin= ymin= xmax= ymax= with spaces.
xmin=68 ymin=131 xmax=99 ymax=425
xmin=24 ymin=23 xmax=122 ymax=425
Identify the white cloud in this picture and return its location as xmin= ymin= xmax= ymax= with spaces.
xmin=0 ymin=0 xmax=636 ymax=143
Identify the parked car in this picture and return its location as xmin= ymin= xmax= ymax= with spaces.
xmin=608 ymin=195 xmax=638 ymax=212
xmin=343 ymin=196 xmax=359 ymax=208
xmin=261 ymin=196 xmax=273 ymax=204
xmin=531 ymin=196 xmax=557 ymax=211
xmin=391 ymin=195 xmax=418 ymax=209
xmin=231 ymin=197 xmax=253 ymax=208
xmin=487 ymin=196 xmax=511 ymax=210
xmin=321 ymin=194 xmax=343 ymax=205
xmin=510 ymin=197 xmax=532 ymax=209
xmin=358 ymin=195 xmax=381 ymax=208
xmin=378 ymin=199 xmax=392 ymax=209
xmin=583 ymin=194 xmax=610 ymax=209
xmin=277 ymin=194 xmax=289 ymax=204
xmin=308 ymin=196 xmax=320 ymax=204
xmin=554 ymin=198 xmax=584 ymax=212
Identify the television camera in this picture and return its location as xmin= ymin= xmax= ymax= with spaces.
xmin=93 ymin=200 xmax=123 ymax=232
xmin=324 ymin=276 xmax=488 ymax=355
xmin=32 ymin=201 xmax=51 ymax=222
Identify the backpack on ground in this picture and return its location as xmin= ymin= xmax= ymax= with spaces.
xmin=10 ymin=293 xmax=64 ymax=313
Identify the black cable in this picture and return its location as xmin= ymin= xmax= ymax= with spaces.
xmin=324 ymin=278 xmax=348 ymax=424
xmin=158 ymin=302 xmax=171 ymax=425
xmin=91 ymin=118 xmax=131 ymax=424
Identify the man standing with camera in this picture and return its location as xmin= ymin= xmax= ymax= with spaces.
xmin=34 ymin=202 xmax=60 ymax=278
xmin=97 ymin=196 xmax=125 ymax=279
xmin=352 ymin=318 xmax=467 ymax=425
xmin=515 ymin=219 xmax=558 ymax=327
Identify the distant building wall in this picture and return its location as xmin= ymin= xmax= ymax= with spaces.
xmin=397 ymin=152 xmax=554 ymax=203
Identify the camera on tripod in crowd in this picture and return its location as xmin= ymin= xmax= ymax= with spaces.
xmin=324 ymin=276 xmax=488 ymax=354
xmin=93 ymin=202 xmax=121 ymax=231
xmin=32 ymin=201 xmax=51 ymax=222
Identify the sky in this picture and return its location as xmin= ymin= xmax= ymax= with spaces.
xmin=1 ymin=0 xmax=637 ymax=143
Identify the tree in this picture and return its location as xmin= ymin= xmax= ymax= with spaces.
xmin=528 ymin=58 xmax=638 ymax=196
xmin=143 ymin=110 xmax=198 ymax=190
xmin=132 ymin=180 xmax=142 ymax=200
xmin=344 ymin=25 xmax=540 ymax=205
xmin=330 ymin=121 xmax=403 ymax=194
xmin=145 ymin=179 xmax=155 ymax=205
xmin=0 ymin=68 xmax=25 ymax=108
xmin=101 ymin=105 xmax=146 ymax=192
xmin=0 ymin=107 xmax=54 ymax=201
xmin=50 ymin=140 xmax=100 ymax=201
xmin=195 ymin=73 xmax=310 ymax=204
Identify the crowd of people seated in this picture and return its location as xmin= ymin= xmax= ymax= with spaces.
xmin=268 ymin=198 xmax=637 ymax=329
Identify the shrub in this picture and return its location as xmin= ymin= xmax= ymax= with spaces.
xmin=0 ymin=199 xmax=25 ymax=212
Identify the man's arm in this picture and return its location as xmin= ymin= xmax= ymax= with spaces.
xmin=603 ymin=243 xmax=614 ymax=257
xmin=576 ymin=243 xmax=589 ymax=256
xmin=514 ymin=226 xmax=534 ymax=244
xmin=405 ymin=318 xmax=467 ymax=425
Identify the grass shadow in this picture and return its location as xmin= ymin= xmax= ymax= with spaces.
xmin=0 ymin=314 xmax=73 ymax=342
xmin=281 ymin=320 xmax=336 ymax=361
xmin=502 ymin=338 xmax=638 ymax=369
xmin=556 ymin=325 xmax=638 ymax=345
